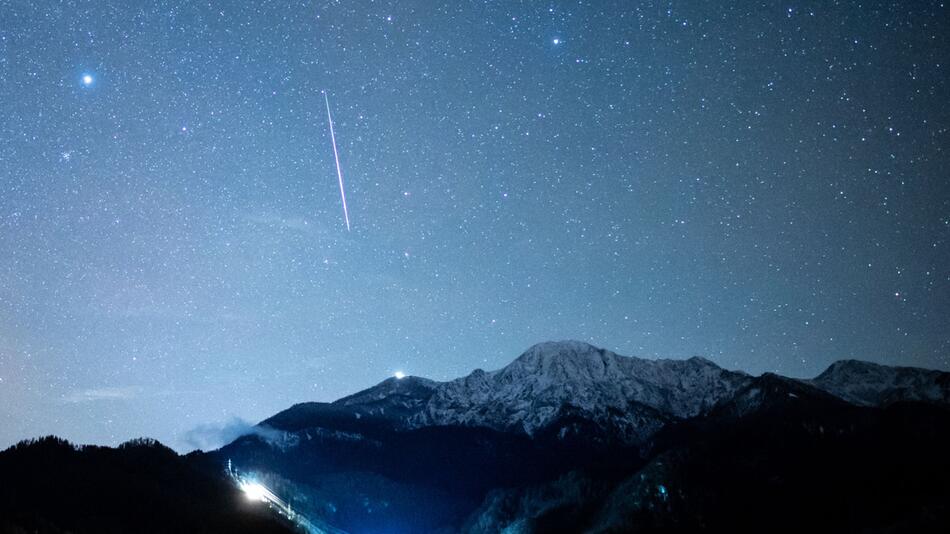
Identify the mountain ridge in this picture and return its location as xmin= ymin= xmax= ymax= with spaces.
xmin=262 ymin=340 xmax=949 ymax=444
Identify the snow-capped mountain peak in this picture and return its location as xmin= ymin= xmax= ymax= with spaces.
xmin=411 ymin=340 xmax=750 ymax=440
xmin=499 ymin=340 xmax=622 ymax=384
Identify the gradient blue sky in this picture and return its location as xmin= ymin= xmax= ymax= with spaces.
xmin=1 ymin=0 xmax=948 ymax=451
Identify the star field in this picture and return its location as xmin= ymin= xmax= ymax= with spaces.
xmin=0 ymin=1 xmax=948 ymax=450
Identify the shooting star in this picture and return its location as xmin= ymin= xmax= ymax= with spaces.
xmin=324 ymin=91 xmax=351 ymax=231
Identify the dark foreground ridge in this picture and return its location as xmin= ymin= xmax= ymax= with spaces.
xmin=3 ymin=341 xmax=950 ymax=533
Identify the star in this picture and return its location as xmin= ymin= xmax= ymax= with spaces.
xmin=1 ymin=0 xmax=946 ymax=455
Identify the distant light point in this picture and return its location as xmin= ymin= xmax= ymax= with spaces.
xmin=394 ymin=371 xmax=406 ymax=380
xmin=81 ymin=74 xmax=94 ymax=86
xmin=552 ymin=38 xmax=561 ymax=45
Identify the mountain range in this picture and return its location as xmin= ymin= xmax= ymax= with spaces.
xmin=3 ymin=340 xmax=950 ymax=533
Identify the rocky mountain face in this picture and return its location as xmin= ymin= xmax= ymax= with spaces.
xmin=810 ymin=358 xmax=950 ymax=406
xmin=412 ymin=341 xmax=750 ymax=441
xmin=210 ymin=341 xmax=950 ymax=533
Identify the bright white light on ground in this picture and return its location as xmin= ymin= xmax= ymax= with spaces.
xmin=240 ymin=482 xmax=268 ymax=502
xmin=394 ymin=371 xmax=406 ymax=379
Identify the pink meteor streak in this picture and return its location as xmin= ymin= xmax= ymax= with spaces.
xmin=324 ymin=91 xmax=351 ymax=231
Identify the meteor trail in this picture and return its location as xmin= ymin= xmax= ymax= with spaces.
xmin=324 ymin=91 xmax=351 ymax=231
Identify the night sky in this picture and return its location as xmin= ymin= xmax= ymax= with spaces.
xmin=1 ymin=1 xmax=948 ymax=451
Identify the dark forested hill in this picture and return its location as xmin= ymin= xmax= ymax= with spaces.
xmin=0 ymin=436 xmax=295 ymax=534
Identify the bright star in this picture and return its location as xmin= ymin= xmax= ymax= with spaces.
xmin=81 ymin=74 xmax=94 ymax=86
xmin=394 ymin=371 xmax=406 ymax=379
xmin=552 ymin=38 xmax=561 ymax=45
